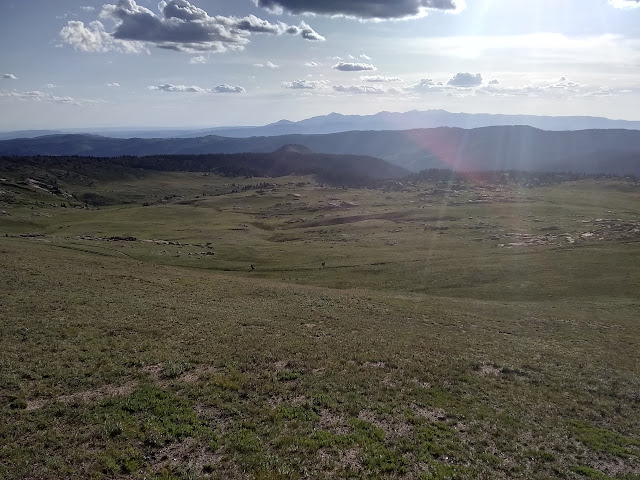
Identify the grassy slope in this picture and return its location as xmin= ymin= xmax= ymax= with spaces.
xmin=1 ymin=169 xmax=639 ymax=479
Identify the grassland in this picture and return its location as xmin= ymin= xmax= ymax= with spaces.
xmin=1 ymin=163 xmax=639 ymax=479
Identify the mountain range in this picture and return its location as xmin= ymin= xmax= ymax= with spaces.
xmin=2 ymin=109 xmax=640 ymax=140
xmin=1 ymin=125 xmax=639 ymax=176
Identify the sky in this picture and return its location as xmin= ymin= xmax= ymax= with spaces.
xmin=1 ymin=0 xmax=639 ymax=130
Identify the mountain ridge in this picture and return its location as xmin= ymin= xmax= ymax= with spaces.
xmin=1 ymin=125 xmax=639 ymax=176
xmin=3 ymin=109 xmax=640 ymax=140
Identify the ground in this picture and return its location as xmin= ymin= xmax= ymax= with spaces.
xmin=1 ymin=166 xmax=639 ymax=479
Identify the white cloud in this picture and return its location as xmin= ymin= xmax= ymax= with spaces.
xmin=254 ymin=61 xmax=279 ymax=68
xmin=476 ymin=77 xmax=633 ymax=99
xmin=407 ymin=78 xmax=446 ymax=92
xmin=80 ymin=6 xmax=95 ymax=12
xmin=361 ymin=75 xmax=402 ymax=82
xmin=608 ymin=0 xmax=640 ymax=8
xmin=60 ymin=0 xmax=324 ymax=54
xmin=0 ymin=90 xmax=101 ymax=106
xmin=212 ymin=84 xmax=246 ymax=93
xmin=333 ymin=84 xmax=401 ymax=95
xmin=59 ymin=20 xmax=148 ymax=53
xmin=281 ymin=79 xmax=330 ymax=89
xmin=189 ymin=55 xmax=207 ymax=64
xmin=106 ymin=82 xmax=121 ymax=87
xmin=360 ymin=53 xmax=372 ymax=60
xmin=333 ymin=61 xmax=376 ymax=72
xmin=3 ymin=74 xmax=19 ymax=80
xmin=448 ymin=72 xmax=483 ymax=87
xmin=149 ymin=83 xmax=245 ymax=93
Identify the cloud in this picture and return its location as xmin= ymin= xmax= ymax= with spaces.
xmin=333 ymin=61 xmax=376 ymax=72
xmin=189 ymin=55 xmax=207 ymax=64
xmin=476 ymin=77 xmax=632 ymax=99
xmin=60 ymin=0 xmax=324 ymax=54
xmin=254 ymin=61 xmax=279 ymax=68
xmin=212 ymin=84 xmax=246 ymax=93
xmin=106 ymin=82 xmax=121 ymax=87
xmin=0 ymin=90 xmax=101 ymax=106
xmin=59 ymin=20 xmax=148 ymax=53
xmin=252 ymin=0 xmax=465 ymax=20
xmin=447 ymin=72 xmax=482 ymax=87
xmin=488 ymin=79 xmax=499 ymax=85
xmin=608 ymin=0 xmax=640 ymax=8
xmin=281 ymin=79 xmax=330 ymax=89
xmin=305 ymin=61 xmax=321 ymax=67
xmin=285 ymin=21 xmax=326 ymax=41
xmin=80 ymin=6 xmax=95 ymax=11
xmin=149 ymin=82 xmax=245 ymax=93
xmin=361 ymin=75 xmax=401 ymax=82
xmin=360 ymin=53 xmax=372 ymax=60
xmin=333 ymin=84 xmax=401 ymax=95
xmin=3 ymin=74 xmax=19 ymax=80
xmin=407 ymin=78 xmax=446 ymax=92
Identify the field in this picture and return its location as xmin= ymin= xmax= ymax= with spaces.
xmin=1 ymin=163 xmax=639 ymax=479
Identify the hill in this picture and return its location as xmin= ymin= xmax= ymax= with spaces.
xmin=0 ymin=148 xmax=409 ymax=194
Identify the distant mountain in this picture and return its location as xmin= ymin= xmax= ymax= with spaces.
xmin=1 ymin=126 xmax=639 ymax=175
xmin=3 ymin=109 xmax=639 ymax=140
xmin=187 ymin=110 xmax=640 ymax=138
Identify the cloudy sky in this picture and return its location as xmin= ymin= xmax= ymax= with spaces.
xmin=1 ymin=0 xmax=639 ymax=130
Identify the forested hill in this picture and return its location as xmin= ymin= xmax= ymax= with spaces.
xmin=0 ymin=147 xmax=409 ymax=187
xmin=1 ymin=126 xmax=639 ymax=175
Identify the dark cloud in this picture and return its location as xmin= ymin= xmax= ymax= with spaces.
xmin=252 ymin=0 xmax=464 ymax=19
xmin=281 ymin=79 xmax=329 ymax=89
xmin=149 ymin=82 xmax=245 ymax=93
xmin=447 ymin=72 xmax=482 ymax=87
xmin=60 ymin=0 xmax=324 ymax=54
xmin=333 ymin=61 xmax=376 ymax=72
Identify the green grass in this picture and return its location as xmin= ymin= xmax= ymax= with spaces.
xmin=1 ymin=168 xmax=639 ymax=478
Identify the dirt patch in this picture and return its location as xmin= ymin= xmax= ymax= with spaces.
xmin=141 ymin=363 xmax=164 ymax=379
xmin=151 ymin=438 xmax=221 ymax=475
xmin=25 ymin=398 xmax=47 ymax=411
xmin=479 ymin=364 xmax=502 ymax=376
xmin=412 ymin=404 xmax=447 ymax=422
xmin=318 ymin=409 xmax=350 ymax=435
xmin=361 ymin=361 xmax=387 ymax=369
xmin=273 ymin=360 xmax=289 ymax=372
xmin=318 ymin=447 xmax=362 ymax=475
xmin=26 ymin=380 xmax=138 ymax=411
xmin=358 ymin=410 xmax=411 ymax=439
xmin=57 ymin=380 xmax=138 ymax=405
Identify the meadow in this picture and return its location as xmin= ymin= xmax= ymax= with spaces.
xmin=1 ymin=163 xmax=639 ymax=479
